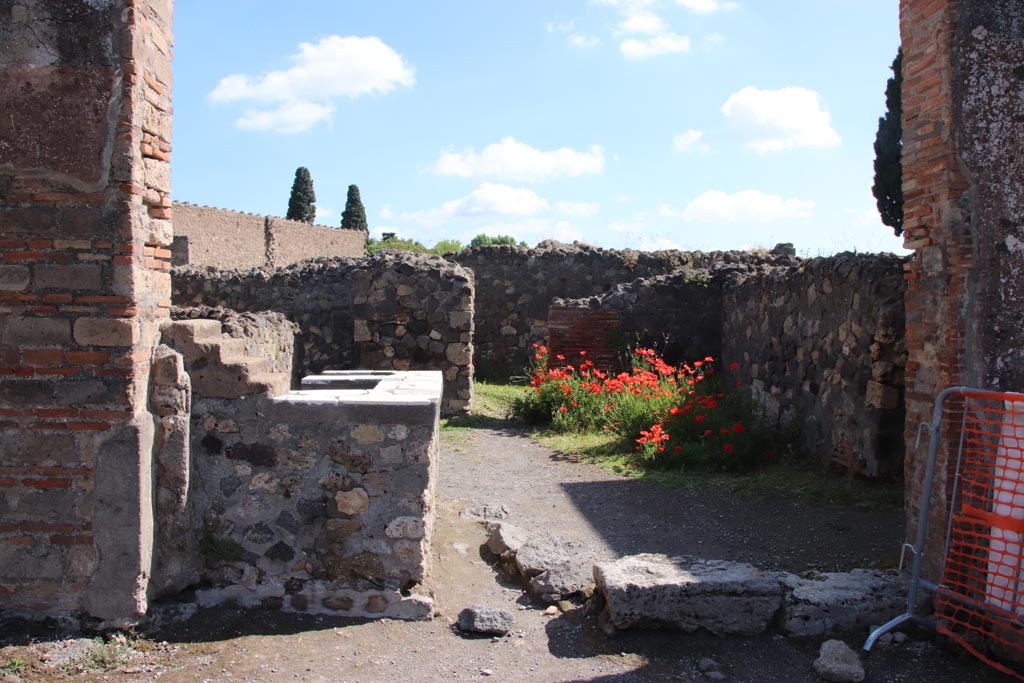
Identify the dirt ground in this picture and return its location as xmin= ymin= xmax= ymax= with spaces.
xmin=1 ymin=419 xmax=1016 ymax=682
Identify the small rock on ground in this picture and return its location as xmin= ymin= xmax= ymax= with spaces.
xmin=486 ymin=522 xmax=529 ymax=556
xmin=457 ymin=606 xmax=515 ymax=636
xmin=460 ymin=503 xmax=510 ymax=522
xmin=813 ymin=640 xmax=865 ymax=683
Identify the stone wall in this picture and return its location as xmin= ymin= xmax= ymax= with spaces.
xmin=722 ymin=254 xmax=908 ymax=477
xmin=546 ymin=253 xmax=906 ymax=475
xmin=452 ymin=241 xmax=795 ymax=376
xmin=900 ymin=0 xmax=1024 ymax=583
xmin=186 ymin=378 xmax=439 ymax=619
xmin=171 ymin=202 xmax=366 ymax=270
xmin=172 ymin=253 xmax=474 ymax=414
xmin=0 ymin=0 xmax=174 ymax=625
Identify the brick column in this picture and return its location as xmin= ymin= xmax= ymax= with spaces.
xmin=0 ymin=0 xmax=174 ymax=625
xmin=900 ymin=0 xmax=967 ymax=584
xmin=901 ymin=0 xmax=1024 ymax=583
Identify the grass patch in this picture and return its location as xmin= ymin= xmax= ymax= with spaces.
xmin=0 ymin=655 xmax=27 ymax=676
xmin=458 ymin=377 xmax=903 ymax=509
xmin=534 ymin=428 xmax=902 ymax=508
xmin=86 ymin=636 xmax=131 ymax=671
xmin=471 ymin=381 xmax=522 ymax=419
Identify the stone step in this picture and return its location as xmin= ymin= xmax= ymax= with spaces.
xmin=593 ymin=554 xmax=784 ymax=636
xmin=165 ymin=318 xmax=222 ymax=343
xmin=162 ymin=320 xmax=290 ymax=399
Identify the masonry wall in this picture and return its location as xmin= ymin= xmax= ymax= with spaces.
xmin=723 ymin=254 xmax=908 ymax=477
xmin=550 ymin=253 xmax=907 ymax=476
xmin=187 ymin=389 xmax=438 ymax=619
xmin=899 ymin=0 xmax=1024 ymax=583
xmin=0 ymin=0 xmax=173 ymax=624
xmin=171 ymin=202 xmax=366 ymax=270
xmin=172 ymin=253 xmax=474 ymax=414
xmin=453 ymin=242 xmax=795 ymax=376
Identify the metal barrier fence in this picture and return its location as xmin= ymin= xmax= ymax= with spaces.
xmin=866 ymin=387 xmax=1024 ymax=680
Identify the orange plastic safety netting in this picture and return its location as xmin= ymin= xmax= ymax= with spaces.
xmin=936 ymin=390 xmax=1024 ymax=679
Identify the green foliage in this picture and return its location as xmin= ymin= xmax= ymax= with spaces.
xmin=0 ymin=656 xmax=26 ymax=675
xmin=87 ymin=636 xmax=130 ymax=671
xmin=430 ymin=239 xmax=463 ymax=255
xmin=872 ymin=48 xmax=903 ymax=236
xmin=508 ymin=346 xmax=786 ymax=474
xmin=341 ymin=184 xmax=368 ymax=231
xmin=469 ymin=233 xmax=527 ymax=248
xmin=366 ymin=234 xmax=463 ymax=256
xmin=367 ymin=234 xmax=429 ymax=255
xmin=286 ymin=167 xmax=316 ymax=223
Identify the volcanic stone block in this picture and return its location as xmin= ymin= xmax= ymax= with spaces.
xmin=779 ymin=569 xmax=905 ymax=637
xmin=593 ymin=554 xmax=783 ymax=635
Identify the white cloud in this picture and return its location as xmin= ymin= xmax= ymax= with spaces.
xmin=555 ymin=200 xmax=600 ymax=217
xmin=674 ymin=0 xmax=739 ymax=13
xmin=619 ymin=10 xmax=666 ymax=34
xmin=672 ymin=128 xmax=708 ymax=153
xmin=235 ymin=101 xmax=335 ymax=135
xmin=682 ymin=190 xmax=815 ymax=222
xmin=640 ymin=236 xmax=682 ymax=250
xmin=317 ymin=207 xmax=337 ymax=221
xmin=721 ymin=86 xmax=840 ymax=153
xmin=552 ymin=221 xmax=584 ymax=243
xmin=594 ymin=0 xmax=656 ymax=9
xmin=209 ymin=35 xmax=415 ymax=134
xmin=379 ymin=205 xmax=395 ymax=220
xmin=569 ymin=34 xmax=600 ymax=47
xmin=431 ymin=137 xmax=605 ymax=182
xmin=658 ymin=203 xmax=680 ymax=217
xmin=547 ymin=20 xmax=575 ymax=34
xmin=405 ymin=183 xmax=548 ymax=227
xmin=620 ymin=33 xmax=691 ymax=59
xmin=609 ymin=221 xmax=646 ymax=233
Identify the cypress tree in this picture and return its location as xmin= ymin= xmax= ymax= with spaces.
xmin=286 ymin=167 xmax=316 ymax=223
xmin=341 ymin=184 xmax=368 ymax=232
xmin=872 ymin=48 xmax=903 ymax=236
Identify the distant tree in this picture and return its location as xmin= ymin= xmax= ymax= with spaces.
xmin=430 ymin=239 xmax=463 ymax=255
xmin=872 ymin=48 xmax=903 ymax=236
xmin=286 ymin=167 xmax=316 ymax=223
xmin=367 ymin=233 xmax=428 ymax=255
xmin=469 ymin=233 xmax=527 ymax=248
xmin=341 ymin=184 xmax=368 ymax=232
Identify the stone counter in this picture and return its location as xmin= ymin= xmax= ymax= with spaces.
xmin=188 ymin=371 xmax=442 ymax=619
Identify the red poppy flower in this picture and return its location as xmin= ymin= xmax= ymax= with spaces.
xmin=723 ymin=443 xmax=734 ymax=454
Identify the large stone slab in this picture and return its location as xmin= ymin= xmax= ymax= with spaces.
xmin=593 ymin=554 xmax=784 ymax=636
xmin=779 ymin=569 xmax=905 ymax=637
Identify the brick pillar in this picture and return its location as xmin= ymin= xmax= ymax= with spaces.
xmin=0 ymin=0 xmax=174 ymax=625
xmin=901 ymin=0 xmax=1024 ymax=583
xmin=900 ymin=0 xmax=967 ymax=585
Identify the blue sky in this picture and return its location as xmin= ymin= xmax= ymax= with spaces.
xmin=171 ymin=0 xmax=905 ymax=256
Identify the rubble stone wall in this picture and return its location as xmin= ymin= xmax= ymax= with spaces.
xmin=187 ymin=389 xmax=438 ymax=620
xmin=452 ymin=242 xmax=794 ymax=376
xmin=172 ymin=253 xmax=474 ymax=414
xmin=722 ymin=254 xmax=908 ymax=477
xmin=551 ymin=252 xmax=908 ymax=476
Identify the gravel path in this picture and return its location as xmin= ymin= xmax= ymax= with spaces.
xmin=2 ymin=418 xmax=1015 ymax=683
